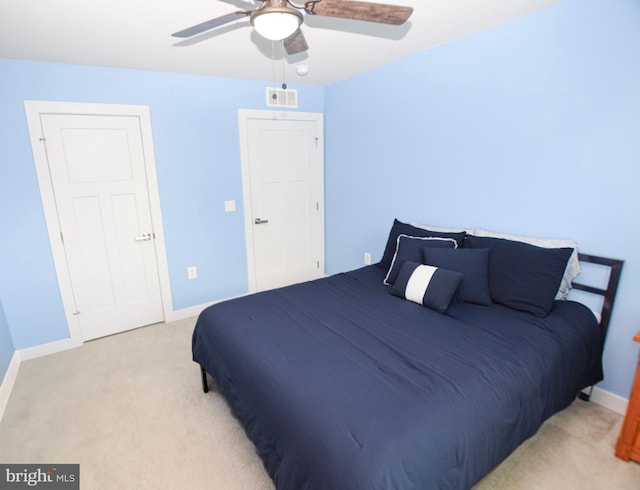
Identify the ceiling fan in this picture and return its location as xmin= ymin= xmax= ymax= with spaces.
xmin=172 ymin=0 xmax=413 ymax=55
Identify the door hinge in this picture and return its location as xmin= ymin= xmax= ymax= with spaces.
xmin=316 ymin=202 xmax=319 ymax=211
xmin=39 ymin=137 xmax=48 ymax=153
xmin=315 ymin=137 xmax=319 ymax=148
xmin=60 ymin=231 xmax=64 ymax=244
xmin=317 ymin=261 xmax=320 ymax=269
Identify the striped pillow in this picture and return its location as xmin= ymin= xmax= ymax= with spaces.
xmin=390 ymin=261 xmax=463 ymax=313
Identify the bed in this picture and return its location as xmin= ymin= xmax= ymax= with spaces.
xmin=192 ymin=220 xmax=623 ymax=489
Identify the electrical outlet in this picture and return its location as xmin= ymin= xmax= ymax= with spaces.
xmin=187 ymin=266 xmax=198 ymax=279
xmin=364 ymin=252 xmax=372 ymax=265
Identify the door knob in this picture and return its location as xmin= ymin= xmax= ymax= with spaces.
xmin=254 ymin=218 xmax=269 ymax=225
xmin=134 ymin=233 xmax=152 ymax=241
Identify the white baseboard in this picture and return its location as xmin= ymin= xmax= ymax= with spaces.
xmin=10 ymin=302 xmax=217 ymax=367
xmin=0 ymin=351 xmax=21 ymax=423
xmin=591 ymin=386 xmax=628 ymax=415
xmin=18 ymin=336 xmax=82 ymax=361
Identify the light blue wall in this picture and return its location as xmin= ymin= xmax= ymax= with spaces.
xmin=0 ymin=59 xmax=323 ymax=352
xmin=0 ymin=298 xmax=14 ymax=380
xmin=324 ymin=0 xmax=640 ymax=398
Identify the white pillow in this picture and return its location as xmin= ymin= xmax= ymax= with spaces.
xmin=410 ymin=221 xmax=472 ymax=233
xmin=471 ymin=228 xmax=580 ymax=300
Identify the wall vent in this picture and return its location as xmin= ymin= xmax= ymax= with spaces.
xmin=266 ymin=87 xmax=298 ymax=108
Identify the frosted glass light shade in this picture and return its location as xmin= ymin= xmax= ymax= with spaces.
xmin=251 ymin=10 xmax=302 ymax=41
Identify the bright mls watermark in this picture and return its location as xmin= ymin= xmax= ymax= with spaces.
xmin=0 ymin=465 xmax=79 ymax=489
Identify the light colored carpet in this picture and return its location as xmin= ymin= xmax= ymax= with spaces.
xmin=1 ymin=319 xmax=639 ymax=489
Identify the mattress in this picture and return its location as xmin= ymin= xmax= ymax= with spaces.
xmin=192 ymin=264 xmax=602 ymax=489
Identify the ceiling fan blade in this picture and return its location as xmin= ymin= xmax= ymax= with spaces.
xmin=283 ymin=29 xmax=309 ymax=55
xmin=172 ymin=10 xmax=252 ymax=38
xmin=307 ymin=0 xmax=413 ymax=25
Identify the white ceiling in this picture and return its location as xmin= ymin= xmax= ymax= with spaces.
xmin=0 ymin=0 xmax=564 ymax=86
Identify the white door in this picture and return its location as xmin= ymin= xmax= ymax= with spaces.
xmin=240 ymin=111 xmax=324 ymax=292
xmin=39 ymin=113 xmax=164 ymax=341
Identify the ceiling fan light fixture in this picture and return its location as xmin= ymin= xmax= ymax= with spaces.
xmin=251 ymin=8 xmax=303 ymax=41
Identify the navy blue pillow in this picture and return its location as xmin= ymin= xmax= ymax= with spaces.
xmin=390 ymin=261 xmax=463 ymax=313
xmin=422 ymin=248 xmax=492 ymax=306
xmin=380 ymin=219 xmax=467 ymax=270
xmin=384 ymin=234 xmax=457 ymax=285
xmin=465 ymin=235 xmax=573 ymax=316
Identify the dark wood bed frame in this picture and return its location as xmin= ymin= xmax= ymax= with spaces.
xmin=573 ymin=253 xmax=624 ymax=344
xmin=574 ymin=253 xmax=624 ymax=400
xmin=199 ymin=253 xmax=625 ymax=398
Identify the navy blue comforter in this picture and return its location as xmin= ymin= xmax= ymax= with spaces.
xmin=192 ymin=265 xmax=602 ymax=489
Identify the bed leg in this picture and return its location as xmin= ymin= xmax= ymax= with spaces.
xmin=579 ymin=386 xmax=593 ymax=402
xmin=200 ymin=366 xmax=209 ymax=393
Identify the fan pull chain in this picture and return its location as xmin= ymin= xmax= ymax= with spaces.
xmin=271 ymin=40 xmax=277 ymax=91
xmin=281 ymin=40 xmax=287 ymax=90
xmin=270 ymin=40 xmax=287 ymax=99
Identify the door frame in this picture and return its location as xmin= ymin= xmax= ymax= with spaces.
xmin=24 ymin=100 xmax=173 ymax=346
xmin=238 ymin=109 xmax=325 ymax=293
